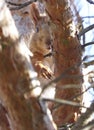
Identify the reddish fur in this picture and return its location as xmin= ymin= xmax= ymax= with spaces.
xmin=29 ymin=3 xmax=54 ymax=79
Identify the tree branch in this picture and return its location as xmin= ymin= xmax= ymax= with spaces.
xmin=81 ymin=41 xmax=94 ymax=49
xmin=86 ymin=0 xmax=94 ymax=4
xmin=79 ymin=24 xmax=94 ymax=37
xmin=42 ymin=98 xmax=86 ymax=108
xmin=7 ymin=0 xmax=37 ymax=10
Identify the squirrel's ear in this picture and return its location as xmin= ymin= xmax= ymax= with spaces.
xmin=30 ymin=3 xmax=41 ymax=26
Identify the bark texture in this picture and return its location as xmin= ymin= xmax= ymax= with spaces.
xmin=43 ymin=0 xmax=82 ymax=125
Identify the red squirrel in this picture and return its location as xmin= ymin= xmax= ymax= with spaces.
xmin=29 ymin=3 xmax=54 ymax=80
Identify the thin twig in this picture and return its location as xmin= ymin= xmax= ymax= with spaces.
xmin=82 ymin=16 xmax=94 ymax=19
xmin=82 ymin=55 xmax=94 ymax=61
xmin=42 ymin=98 xmax=87 ymax=108
xmin=83 ymin=60 xmax=94 ymax=68
xmin=52 ymin=83 xmax=94 ymax=110
xmin=79 ymin=24 xmax=94 ymax=37
xmin=38 ymin=61 xmax=82 ymax=97
xmin=6 ymin=1 xmax=23 ymax=6
xmin=7 ymin=0 xmax=37 ymax=10
xmin=81 ymin=42 xmax=94 ymax=49
xmin=72 ymin=103 xmax=94 ymax=130
xmin=86 ymin=0 xmax=94 ymax=4
xmin=71 ymin=83 xmax=94 ymax=101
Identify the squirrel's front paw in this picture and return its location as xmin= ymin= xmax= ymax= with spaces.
xmin=40 ymin=66 xmax=53 ymax=79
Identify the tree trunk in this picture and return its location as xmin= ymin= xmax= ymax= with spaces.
xmin=0 ymin=1 xmax=56 ymax=130
xmin=43 ymin=0 xmax=82 ymax=125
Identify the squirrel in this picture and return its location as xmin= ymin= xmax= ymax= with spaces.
xmin=29 ymin=3 xmax=54 ymax=80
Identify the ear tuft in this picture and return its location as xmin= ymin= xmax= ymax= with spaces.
xmin=30 ymin=3 xmax=41 ymax=26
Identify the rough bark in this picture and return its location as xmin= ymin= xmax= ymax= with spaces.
xmin=43 ymin=0 xmax=82 ymax=125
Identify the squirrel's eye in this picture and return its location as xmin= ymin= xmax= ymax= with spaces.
xmin=36 ymin=27 xmax=39 ymax=33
